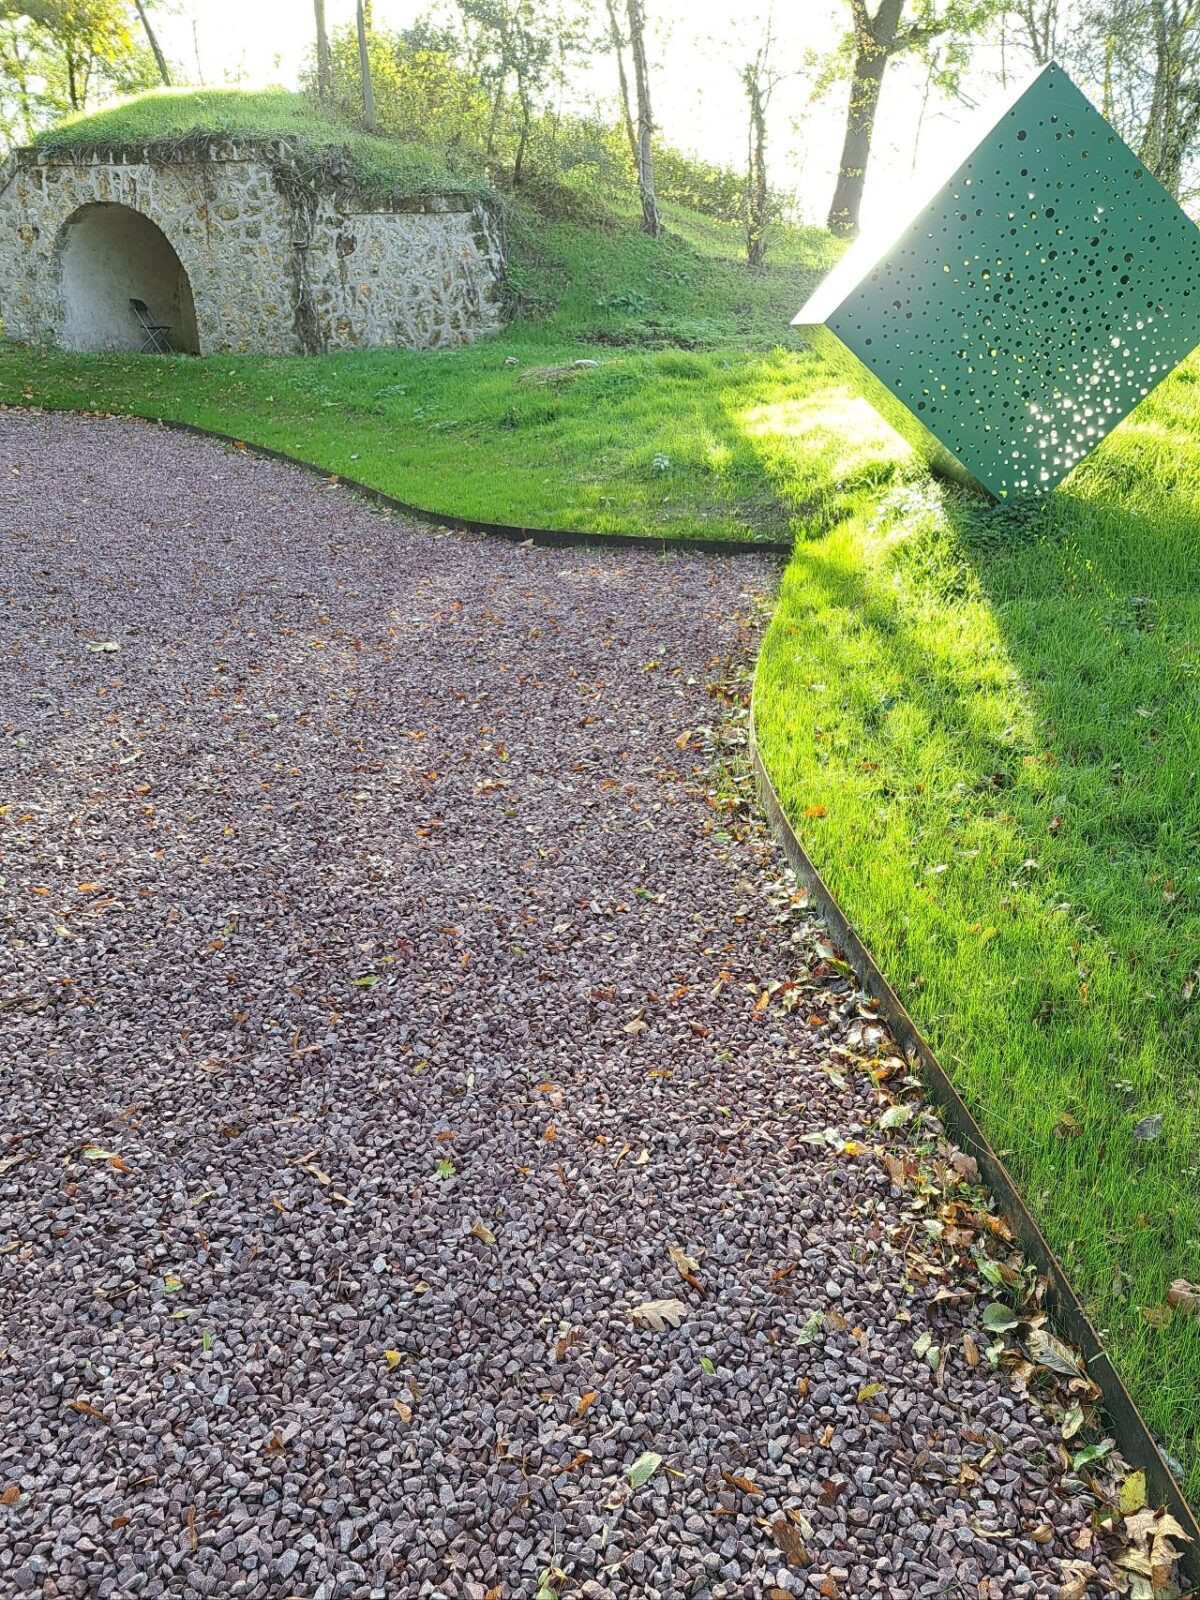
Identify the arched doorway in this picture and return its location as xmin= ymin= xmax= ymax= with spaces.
xmin=58 ymin=203 xmax=200 ymax=354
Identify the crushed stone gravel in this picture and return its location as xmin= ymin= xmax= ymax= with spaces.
xmin=0 ymin=412 xmax=1115 ymax=1600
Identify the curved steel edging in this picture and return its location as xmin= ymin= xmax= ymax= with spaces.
xmin=127 ymin=413 xmax=795 ymax=559
xmin=749 ymin=699 xmax=1200 ymax=1568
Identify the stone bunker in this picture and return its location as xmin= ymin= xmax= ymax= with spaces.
xmin=0 ymin=137 xmax=504 ymax=356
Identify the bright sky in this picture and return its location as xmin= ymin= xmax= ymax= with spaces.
xmin=156 ymin=0 xmax=1024 ymax=229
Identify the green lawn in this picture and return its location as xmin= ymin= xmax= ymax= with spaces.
xmin=754 ymin=363 xmax=1200 ymax=1501
xmin=0 ymin=205 xmax=843 ymax=544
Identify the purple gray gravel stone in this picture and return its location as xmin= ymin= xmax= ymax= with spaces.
xmin=0 ymin=412 xmax=1114 ymax=1599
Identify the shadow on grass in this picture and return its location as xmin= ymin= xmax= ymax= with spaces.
xmin=747 ymin=387 xmax=1200 ymax=1498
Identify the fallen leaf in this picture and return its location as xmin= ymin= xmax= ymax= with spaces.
xmin=1141 ymin=1302 xmax=1173 ymax=1329
xmin=576 ymin=1390 xmax=599 ymax=1418
xmin=630 ymin=1298 xmax=686 ymax=1332
xmin=554 ymin=1328 xmax=582 ymax=1361
xmin=962 ymin=1333 xmax=980 ymax=1367
xmin=68 ymin=1400 xmax=111 ymax=1423
xmin=668 ymin=1243 xmax=700 ymax=1276
xmin=721 ymin=1471 xmax=761 ymax=1495
xmin=627 ymin=1451 xmax=662 ymax=1488
xmin=771 ymin=1513 xmax=811 ymax=1568
xmin=1167 ymin=1279 xmax=1200 ymax=1317
xmin=384 ymin=1349 xmax=402 ymax=1370
xmin=1119 ymin=1470 xmax=1147 ymax=1515
xmin=0 ymin=1485 xmax=19 ymax=1506
xmin=982 ymin=1302 xmax=1021 ymax=1333
xmin=470 ymin=1219 xmax=496 ymax=1246
xmin=856 ymin=1382 xmax=885 ymax=1403
xmin=878 ymin=1104 xmax=915 ymax=1131
xmin=804 ymin=804 xmax=827 ymax=819
xmin=86 ymin=640 xmax=120 ymax=653
xmin=1027 ymin=1326 xmax=1081 ymax=1378
xmin=82 ymin=1145 xmax=117 ymax=1161
xmin=392 ymin=1399 xmax=412 ymax=1422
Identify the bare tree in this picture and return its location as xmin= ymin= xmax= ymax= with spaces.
xmin=626 ymin=0 xmax=660 ymax=235
xmin=603 ymin=0 xmax=637 ymax=165
xmin=313 ymin=0 xmax=331 ymax=98
xmin=1010 ymin=0 xmax=1060 ymax=61
xmin=741 ymin=14 xmax=784 ymax=266
xmin=133 ymin=0 xmax=169 ymax=84
xmin=356 ymin=0 xmax=376 ymax=130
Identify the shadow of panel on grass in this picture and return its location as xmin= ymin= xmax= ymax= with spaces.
xmin=795 ymin=63 xmax=1200 ymax=499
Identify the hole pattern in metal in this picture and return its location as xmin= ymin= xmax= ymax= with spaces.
xmin=794 ymin=64 xmax=1200 ymax=499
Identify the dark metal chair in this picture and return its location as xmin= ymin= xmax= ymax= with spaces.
xmin=129 ymin=298 xmax=172 ymax=354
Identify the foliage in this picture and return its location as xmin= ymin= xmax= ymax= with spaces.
xmin=0 ymin=0 xmax=156 ymax=141
xmin=31 ymin=87 xmax=494 ymax=200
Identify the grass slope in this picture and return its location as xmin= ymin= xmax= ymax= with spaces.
xmin=0 ymin=202 xmax=841 ymax=543
xmin=31 ymin=88 xmax=486 ymax=201
xmin=755 ymin=367 xmax=1200 ymax=1500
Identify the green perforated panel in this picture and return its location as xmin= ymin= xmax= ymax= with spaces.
xmin=794 ymin=63 xmax=1200 ymax=499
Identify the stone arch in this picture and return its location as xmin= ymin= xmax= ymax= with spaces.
xmin=56 ymin=202 xmax=200 ymax=354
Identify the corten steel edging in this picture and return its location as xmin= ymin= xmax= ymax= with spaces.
xmin=131 ymin=413 xmax=795 ymax=559
xmin=748 ymin=702 xmax=1200 ymax=1569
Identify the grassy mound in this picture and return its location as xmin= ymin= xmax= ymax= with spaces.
xmin=754 ymin=368 xmax=1200 ymax=1500
xmin=31 ymin=87 xmax=487 ymax=202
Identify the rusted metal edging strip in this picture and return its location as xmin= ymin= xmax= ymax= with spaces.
xmin=142 ymin=415 xmax=793 ymax=559
xmin=749 ymin=709 xmax=1200 ymax=1570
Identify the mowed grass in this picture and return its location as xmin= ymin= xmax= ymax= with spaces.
xmin=754 ymin=362 xmax=1200 ymax=1500
xmin=0 ymin=205 xmax=844 ymax=543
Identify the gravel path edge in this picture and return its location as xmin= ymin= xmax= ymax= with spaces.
xmin=748 ymin=691 xmax=1200 ymax=1577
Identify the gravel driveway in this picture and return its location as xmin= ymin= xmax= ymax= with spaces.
xmin=0 ymin=413 xmax=1114 ymax=1600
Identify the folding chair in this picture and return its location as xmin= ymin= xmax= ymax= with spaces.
xmin=129 ymin=298 xmax=172 ymax=354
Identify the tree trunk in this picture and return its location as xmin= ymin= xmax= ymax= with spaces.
xmin=356 ymin=0 xmax=376 ymax=132
xmin=745 ymin=73 xmax=768 ymax=266
xmin=133 ymin=0 xmax=170 ymax=85
xmin=513 ymin=83 xmax=531 ymax=183
xmin=626 ymin=0 xmax=661 ymax=237
xmin=66 ymin=49 xmax=78 ymax=109
xmin=826 ymin=0 xmax=905 ymax=238
xmin=313 ymin=0 xmax=331 ymax=99
xmin=604 ymin=0 xmax=638 ymax=167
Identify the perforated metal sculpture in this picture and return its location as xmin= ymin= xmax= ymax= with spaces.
xmin=794 ymin=63 xmax=1200 ymax=499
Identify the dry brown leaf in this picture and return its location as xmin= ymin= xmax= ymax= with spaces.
xmin=392 ymin=1399 xmax=412 ymax=1422
xmin=186 ymin=1506 xmax=197 ymax=1552
xmin=771 ymin=1513 xmax=811 ymax=1568
xmin=67 ymin=1399 xmax=111 ymax=1423
xmin=470 ymin=1219 xmax=496 ymax=1245
xmin=554 ymin=1327 xmax=583 ymax=1361
xmin=668 ymin=1243 xmax=700 ymax=1276
xmin=721 ymin=1471 xmax=761 ymax=1495
xmin=576 ymin=1390 xmax=599 ymax=1418
xmin=630 ymin=1297 xmax=686 ymax=1332
xmin=962 ymin=1333 xmax=980 ymax=1367
xmin=0 ymin=1485 xmax=20 ymax=1506
xmin=1167 ymin=1278 xmax=1200 ymax=1317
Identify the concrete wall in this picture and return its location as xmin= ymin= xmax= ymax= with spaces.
xmin=0 ymin=141 xmax=504 ymax=356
